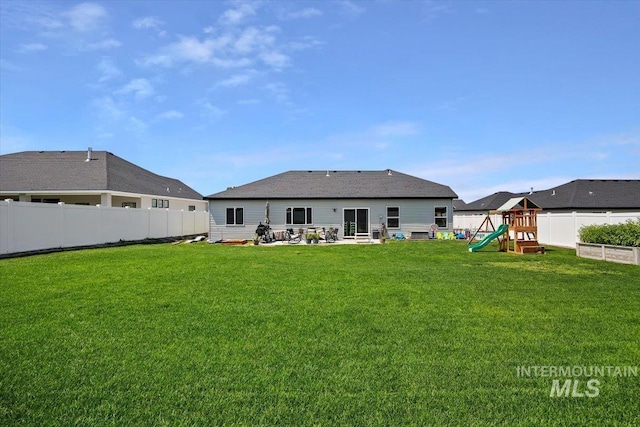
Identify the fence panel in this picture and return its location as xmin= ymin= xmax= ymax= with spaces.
xmin=454 ymin=211 xmax=640 ymax=248
xmin=0 ymin=201 xmax=209 ymax=255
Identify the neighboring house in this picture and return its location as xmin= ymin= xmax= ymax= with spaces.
xmin=205 ymin=169 xmax=458 ymax=240
xmin=456 ymin=180 xmax=640 ymax=215
xmin=0 ymin=149 xmax=207 ymax=211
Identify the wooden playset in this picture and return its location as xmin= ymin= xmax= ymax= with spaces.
xmin=467 ymin=196 xmax=545 ymax=254
xmin=496 ymin=197 xmax=545 ymax=254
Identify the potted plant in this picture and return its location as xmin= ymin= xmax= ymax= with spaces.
xmin=380 ymin=223 xmax=388 ymax=244
xmin=305 ymin=233 xmax=313 ymax=244
xmin=252 ymin=233 xmax=259 ymax=245
xmin=312 ymin=233 xmax=320 ymax=244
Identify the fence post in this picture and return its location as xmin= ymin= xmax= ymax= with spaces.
xmin=58 ymin=202 xmax=65 ymax=248
xmin=4 ymin=200 xmax=14 ymax=254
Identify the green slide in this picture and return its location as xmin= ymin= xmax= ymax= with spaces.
xmin=468 ymin=224 xmax=509 ymax=252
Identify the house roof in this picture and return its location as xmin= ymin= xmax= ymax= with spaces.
xmin=457 ymin=179 xmax=640 ymax=211
xmin=456 ymin=191 xmax=517 ymax=212
xmin=205 ymin=170 xmax=458 ymax=200
xmin=527 ymin=179 xmax=640 ymax=210
xmin=452 ymin=199 xmax=467 ymax=210
xmin=0 ymin=150 xmax=203 ymax=200
xmin=495 ymin=196 xmax=541 ymax=212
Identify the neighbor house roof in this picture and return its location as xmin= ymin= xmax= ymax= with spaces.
xmin=205 ymin=170 xmax=458 ymax=200
xmin=457 ymin=180 xmax=640 ymax=212
xmin=455 ymin=191 xmax=517 ymax=212
xmin=0 ymin=150 xmax=203 ymax=200
xmin=495 ymin=196 xmax=541 ymax=212
xmin=527 ymin=179 xmax=640 ymax=210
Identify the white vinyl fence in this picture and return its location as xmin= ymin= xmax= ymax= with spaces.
xmin=0 ymin=200 xmax=209 ymax=255
xmin=454 ymin=211 xmax=640 ymax=249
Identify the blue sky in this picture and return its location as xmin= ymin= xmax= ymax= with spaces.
xmin=1 ymin=0 xmax=639 ymax=201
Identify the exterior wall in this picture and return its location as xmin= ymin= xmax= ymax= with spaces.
xmin=139 ymin=195 xmax=208 ymax=212
xmin=208 ymin=198 xmax=454 ymax=241
xmin=0 ymin=200 xmax=209 ymax=255
xmin=454 ymin=211 xmax=640 ymax=248
xmin=1 ymin=192 xmax=207 ymax=211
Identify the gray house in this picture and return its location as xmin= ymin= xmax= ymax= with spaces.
xmin=205 ymin=169 xmax=458 ymax=241
xmin=0 ymin=149 xmax=207 ymax=211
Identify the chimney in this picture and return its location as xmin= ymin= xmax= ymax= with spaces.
xmin=86 ymin=147 xmax=93 ymax=162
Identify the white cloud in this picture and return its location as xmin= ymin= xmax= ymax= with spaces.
xmin=64 ymin=3 xmax=108 ymax=32
xmin=281 ymin=8 xmax=323 ymax=20
xmin=132 ymin=16 xmax=163 ymax=30
xmin=158 ymin=110 xmax=184 ymax=120
xmin=288 ymin=36 xmax=324 ymax=51
xmin=234 ymin=26 xmax=276 ymax=54
xmin=264 ymin=82 xmax=289 ymax=103
xmin=421 ymin=0 xmax=452 ymax=22
xmin=259 ymin=50 xmax=290 ymax=68
xmin=17 ymin=43 xmax=48 ymax=53
xmin=219 ymin=2 xmax=258 ymax=26
xmin=97 ymin=57 xmax=122 ymax=83
xmin=338 ymin=1 xmax=365 ymax=17
xmin=132 ymin=16 xmax=166 ymax=36
xmin=216 ymin=71 xmax=256 ymax=88
xmin=117 ymin=78 xmax=155 ymax=100
xmin=86 ymin=38 xmax=121 ymax=50
xmin=127 ymin=116 xmax=148 ymax=132
xmin=199 ymin=100 xmax=225 ymax=120
xmin=91 ymin=96 xmax=125 ymax=120
xmin=139 ymin=35 xmax=237 ymax=67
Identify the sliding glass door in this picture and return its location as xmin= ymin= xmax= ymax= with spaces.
xmin=343 ymin=208 xmax=369 ymax=237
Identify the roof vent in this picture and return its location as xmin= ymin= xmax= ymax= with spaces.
xmin=529 ymin=187 xmax=533 ymax=195
xmin=326 ymin=170 xmax=330 ymax=177
xmin=552 ymin=190 xmax=556 ymax=196
xmin=387 ymin=169 xmax=392 ymax=176
xmin=85 ymin=147 xmax=93 ymax=162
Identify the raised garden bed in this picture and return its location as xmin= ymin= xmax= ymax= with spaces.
xmin=576 ymin=242 xmax=640 ymax=265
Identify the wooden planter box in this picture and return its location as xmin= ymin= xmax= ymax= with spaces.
xmin=576 ymin=243 xmax=640 ymax=265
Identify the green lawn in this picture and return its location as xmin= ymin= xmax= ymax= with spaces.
xmin=1 ymin=241 xmax=638 ymax=426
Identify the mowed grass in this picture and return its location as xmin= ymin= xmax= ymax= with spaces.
xmin=1 ymin=241 xmax=639 ymax=426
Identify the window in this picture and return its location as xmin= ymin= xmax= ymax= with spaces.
xmin=286 ymin=207 xmax=312 ymax=225
xmin=387 ymin=207 xmax=400 ymax=228
xmin=152 ymin=199 xmax=157 ymax=208
xmin=435 ymin=207 xmax=448 ymax=228
xmin=122 ymin=202 xmax=137 ymax=208
xmin=152 ymin=199 xmax=169 ymax=208
xmin=226 ymin=207 xmax=244 ymax=225
xmin=188 ymin=205 xmax=196 ymax=211
xmin=164 ymin=200 xmax=169 ymax=208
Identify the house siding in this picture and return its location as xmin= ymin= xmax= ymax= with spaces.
xmin=208 ymin=198 xmax=453 ymax=241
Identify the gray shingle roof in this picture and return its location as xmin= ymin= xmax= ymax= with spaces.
xmin=458 ymin=180 xmax=640 ymax=211
xmin=205 ymin=170 xmax=457 ymax=200
xmin=0 ymin=150 xmax=203 ymax=200
xmin=456 ymin=191 xmax=517 ymax=212
xmin=528 ymin=179 xmax=640 ymax=210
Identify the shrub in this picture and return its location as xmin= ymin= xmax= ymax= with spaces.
xmin=579 ymin=219 xmax=640 ymax=247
